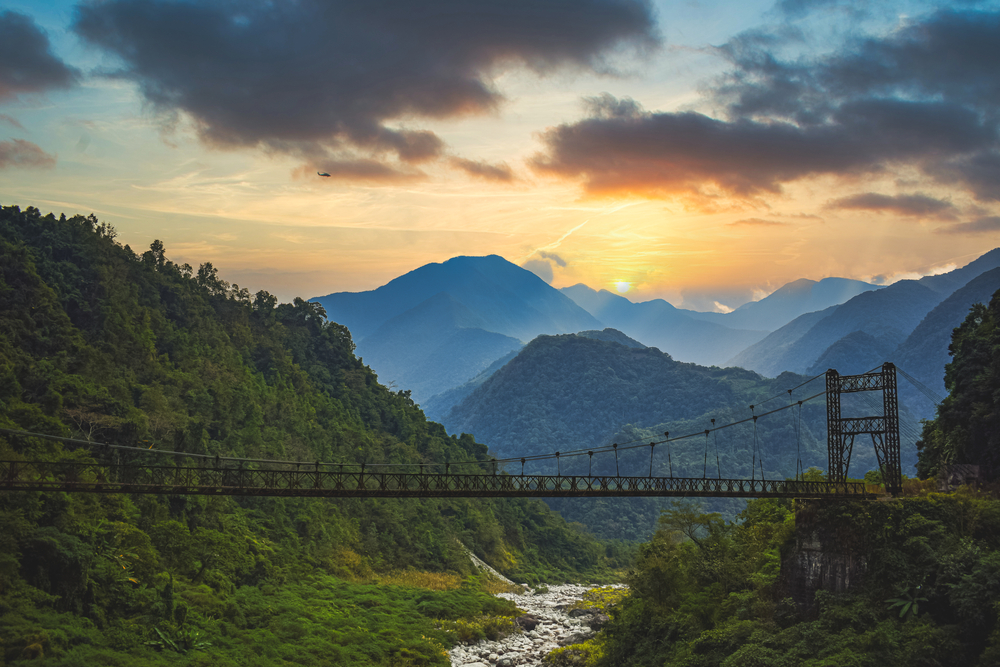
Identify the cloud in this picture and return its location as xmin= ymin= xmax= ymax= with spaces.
xmin=521 ymin=250 xmax=568 ymax=283
xmin=532 ymin=9 xmax=1000 ymax=202
xmin=450 ymin=157 xmax=515 ymax=182
xmin=534 ymin=96 xmax=991 ymax=198
xmin=827 ymin=192 xmax=957 ymax=219
xmin=73 ymin=0 xmax=658 ymax=172
xmin=937 ymin=216 xmax=1000 ymax=235
xmin=0 ymin=11 xmax=79 ymax=102
xmin=728 ymin=218 xmax=787 ymax=227
xmin=0 ymin=139 xmax=56 ymax=169
xmin=537 ymin=250 xmax=567 ymax=267
xmin=522 ymin=258 xmax=554 ymax=283
xmin=0 ymin=113 xmax=23 ymax=129
xmin=929 ymin=151 xmax=1000 ymax=202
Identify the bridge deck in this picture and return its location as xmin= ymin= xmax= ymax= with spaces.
xmin=1 ymin=460 xmax=876 ymax=499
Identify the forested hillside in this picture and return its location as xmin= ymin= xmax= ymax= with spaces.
xmin=565 ymin=295 xmax=1000 ymax=667
xmin=0 ymin=205 xmax=624 ymax=666
xmin=439 ymin=333 xmax=913 ymax=539
xmin=576 ymin=494 xmax=1000 ymax=667
xmin=916 ymin=287 xmax=1000 ymax=481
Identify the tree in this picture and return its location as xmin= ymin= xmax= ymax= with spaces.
xmin=917 ymin=291 xmax=1000 ymax=480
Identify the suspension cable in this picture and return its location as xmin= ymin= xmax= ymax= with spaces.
xmin=0 ymin=388 xmax=831 ymax=473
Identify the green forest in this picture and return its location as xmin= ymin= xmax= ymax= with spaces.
xmin=0 ymin=205 xmax=628 ymax=666
xmin=547 ymin=289 xmax=1000 ymax=666
xmin=562 ymin=492 xmax=1000 ymax=667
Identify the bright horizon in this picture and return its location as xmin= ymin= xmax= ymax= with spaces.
xmin=3 ymin=0 xmax=999 ymax=312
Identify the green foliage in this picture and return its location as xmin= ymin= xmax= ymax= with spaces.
xmin=566 ymin=585 xmax=628 ymax=615
xmin=594 ymin=495 xmax=1000 ymax=667
xmin=0 ymin=204 xmax=628 ymax=665
xmin=147 ymin=626 xmax=212 ymax=653
xmin=917 ymin=291 xmax=1000 ymax=480
xmin=886 ymin=586 xmax=927 ymax=619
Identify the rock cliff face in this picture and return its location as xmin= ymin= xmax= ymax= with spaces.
xmin=781 ymin=504 xmax=867 ymax=610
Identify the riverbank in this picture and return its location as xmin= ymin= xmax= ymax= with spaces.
xmin=449 ymin=584 xmax=618 ymax=667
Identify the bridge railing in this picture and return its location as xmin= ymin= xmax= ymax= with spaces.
xmin=0 ymin=458 xmax=875 ymax=499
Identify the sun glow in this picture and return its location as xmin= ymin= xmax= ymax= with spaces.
xmin=615 ymin=281 xmax=631 ymax=293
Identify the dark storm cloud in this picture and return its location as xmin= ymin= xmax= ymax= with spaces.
xmin=937 ymin=216 xmax=1000 ymax=235
xmin=533 ymin=9 xmax=1000 ymax=201
xmin=450 ymin=157 xmax=515 ymax=182
xmin=715 ymin=10 xmax=1000 ymax=122
xmin=533 ymin=95 xmax=993 ymax=198
xmin=0 ymin=11 xmax=79 ymax=102
xmin=929 ymin=152 xmax=1000 ymax=202
xmin=73 ymin=0 xmax=658 ymax=174
xmin=0 ymin=139 xmax=56 ymax=169
xmin=827 ymin=192 xmax=957 ymax=219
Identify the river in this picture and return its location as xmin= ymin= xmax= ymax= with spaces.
xmin=448 ymin=584 xmax=613 ymax=667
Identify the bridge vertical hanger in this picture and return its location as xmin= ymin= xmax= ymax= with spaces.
xmin=664 ymin=432 xmax=672 ymax=477
xmin=826 ymin=362 xmax=902 ymax=495
xmin=711 ymin=419 xmax=721 ymax=478
xmin=703 ymin=430 xmax=709 ymax=479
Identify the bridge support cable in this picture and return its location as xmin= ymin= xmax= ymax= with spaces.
xmin=664 ymin=432 xmax=673 ymax=478
xmin=712 ymin=419 xmax=722 ymax=479
xmin=826 ymin=362 xmax=902 ymax=495
xmin=703 ymin=430 xmax=709 ymax=479
xmin=795 ymin=401 xmax=803 ymax=481
xmin=0 ymin=457 xmax=875 ymax=499
xmin=896 ymin=366 xmax=946 ymax=406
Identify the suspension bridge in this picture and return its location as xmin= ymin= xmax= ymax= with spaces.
xmin=0 ymin=363 xmax=921 ymax=500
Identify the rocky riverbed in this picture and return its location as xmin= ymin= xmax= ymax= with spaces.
xmin=448 ymin=584 xmax=614 ymax=667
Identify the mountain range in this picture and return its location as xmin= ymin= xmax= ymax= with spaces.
xmin=729 ymin=249 xmax=1000 ymax=417
xmin=313 ymin=248 xmax=1000 ymax=422
xmin=310 ymin=248 xmax=1000 ymax=538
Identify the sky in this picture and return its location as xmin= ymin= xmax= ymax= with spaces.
xmin=3 ymin=0 xmax=999 ymax=311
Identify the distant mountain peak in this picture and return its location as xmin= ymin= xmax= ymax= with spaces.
xmin=311 ymin=254 xmax=601 ymax=404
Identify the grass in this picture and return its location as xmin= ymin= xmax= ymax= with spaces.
xmin=1 ymin=573 xmax=518 ymax=667
xmin=374 ymin=571 xmax=464 ymax=591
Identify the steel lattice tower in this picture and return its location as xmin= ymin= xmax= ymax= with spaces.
xmin=826 ymin=362 xmax=902 ymax=495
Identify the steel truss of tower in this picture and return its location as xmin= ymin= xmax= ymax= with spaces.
xmin=826 ymin=362 xmax=902 ymax=495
